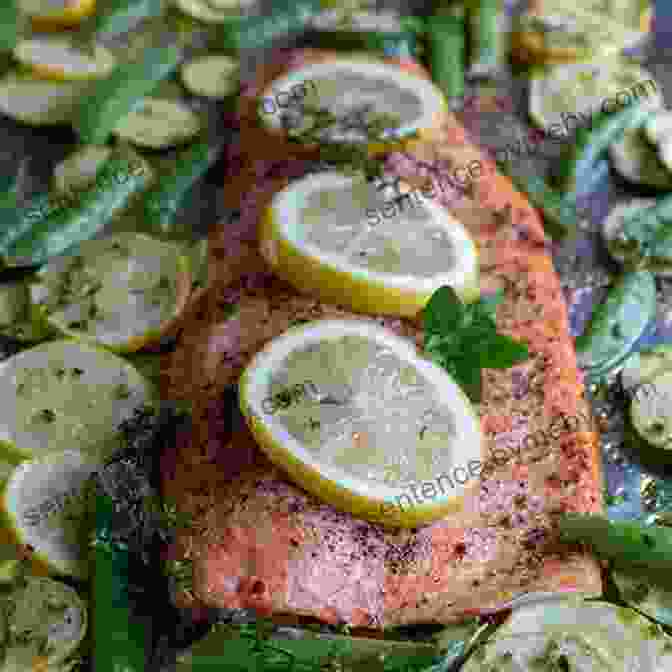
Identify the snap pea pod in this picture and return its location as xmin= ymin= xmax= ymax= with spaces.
xmin=575 ymin=270 xmax=656 ymax=373
xmin=426 ymin=5 xmax=465 ymax=103
xmin=466 ymin=0 xmax=502 ymax=79
xmin=559 ymin=514 xmax=672 ymax=572
xmin=216 ymin=0 xmax=324 ymax=52
xmin=139 ymin=138 xmax=226 ymax=239
xmin=92 ymin=493 xmax=146 ymax=672
xmin=559 ymin=100 xmax=654 ymax=199
xmin=4 ymin=150 xmax=153 ymax=266
xmin=73 ymin=44 xmax=182 ymax=145
xmin=85 ymin=0 xmax=164 ymax=41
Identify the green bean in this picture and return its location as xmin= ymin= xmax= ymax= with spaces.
xmin=559 ymin=514 xmax=672 ymax=572
xmin=426 ymin=5 xmax=465 ymax=103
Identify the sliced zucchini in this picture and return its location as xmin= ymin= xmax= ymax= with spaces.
xmin=659 ymin=137 xmax=672 ymax=174
xmin=461 ymin=597 xmax=672 ymax=671
xmin=644 ymin=110 xmax=672 ymax=146
xmin=113 ymin=97 xmax=201 ymax=150
xmin=0 ymin=575 xmax=87 ymax=670
xmin=621 ymin=343 xmax=672 ymax=391
xmin=13 ymin=39 xmax=116 ymax=82
xmin=180 ymin=54 xmax=239 ymax=99
xmin=0 ymin=340 xmax=153 ymax=462
xmin=609 ymin=126 xmax=672 ymax=189
xmin=173 ymin=0 xmax=244 ymax=24
xmin=0 ymin=73 xmax=87 ymax=126
xmin=2 ymin=451 xmax=97 ymax=578
xmin=52 ymin=144 xmax=113 ymax=194
xmin=30 ymin=232 xmax=192 ymax=353
xmin=601 ymin=198 xmax=672 ymax=275
xmin=630 ymin=370 xmax=672 ymax=449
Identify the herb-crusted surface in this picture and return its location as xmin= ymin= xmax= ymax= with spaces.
xmin=161 ymin=49 xmax=603 ymax=629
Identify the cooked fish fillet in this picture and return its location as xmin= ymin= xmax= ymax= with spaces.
xmin=160 ymin=49 xmax=603 ymax=629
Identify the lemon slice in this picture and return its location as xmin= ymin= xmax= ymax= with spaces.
xmin=180 ymin=54 xmax=239 ymax=99
xmin=13 ymin=39 xmax=116 ymax=82
xmin=19 ymin=0 xmax=96 ymax=29
xmin=113 ymin=97 xmax=201 ymax=150
xmin=0 ymin=72 xmax=86 ymax=126
xmin=529 ymin=60 xmax=661 ymax=131
xmin=0 ymin=340 xmax=152 ymax=462
xmin=30 ymin=232 xmax=192 ymax=353
xmin=52 ymin=144 xmax=112 ymax=193
xmin=258 ymin=58 xmax=447 ymax=152
xmin=0 ymin=576 xmax=87 ymax=671
xmin=260 ymin=170 xmax=479 ymax=317
xmin=239 ymin=319 xmax=484 ymax=528
xmin=1 ymin=451 xmax=96 ymax=578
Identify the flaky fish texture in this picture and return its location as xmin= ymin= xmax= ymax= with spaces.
xmin=160 ymin=48 xmax=603 ymax=629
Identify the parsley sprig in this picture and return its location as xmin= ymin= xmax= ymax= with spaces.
xmin=424 ymin=286 xmax=529 ymax=403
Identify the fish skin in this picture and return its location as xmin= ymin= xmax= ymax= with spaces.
xmin=160 ymin=49 xmax=603 ymax=629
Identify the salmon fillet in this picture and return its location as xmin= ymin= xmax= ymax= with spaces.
xmin=160 ymin=49 xmax=604 ymax=629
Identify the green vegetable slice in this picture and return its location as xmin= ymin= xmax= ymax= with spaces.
xmin=575 ymin=270 xmax=656 ymax=373
xmin=0 ymin=575 xmax=87 ymax=670
xmin=462 ymin=596 xmax=672 ymax=671
xmin=630 ymin=370 xmax=672 ymax=449
xmin=610 ymin=126 xmax=672 ymax=189
xmin=0 ymin=72 xmax=87 ymax=127
xmin=173 ymin=0 xmax=246 ymax=24
xmin=52 ymin=144 xmax=113 ymax=194
xmin=621 ymin=343 xmax=672 ymax=391
xmin=113 ymin=97 xmax=201 ymax=149
xmin=0 ymin=340 xmax=153 ymax=462
xmin=4 ymin=149 xmax=153 ymax=267
xmin=72 ymin=44 xmax=182 ymax=145
xmin=31 ymin=232 xmax=191 ymax=353
xmin=180 ymin=54 xmax=239 ymax=98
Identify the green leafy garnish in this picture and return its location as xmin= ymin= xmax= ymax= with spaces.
xmin=423 ymin=286 xmax=529 ymax=403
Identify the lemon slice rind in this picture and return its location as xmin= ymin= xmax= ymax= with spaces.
xmin=13 ymin=39 xmax=116 ymax=82
xmin=261 ymin=171 xmax=479 ymax=317
xmin=258 ymin=58 xmax=447 ymax=151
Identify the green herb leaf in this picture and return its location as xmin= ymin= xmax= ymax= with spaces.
xmin=424 ymin=286 xmax=529 ymax=402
